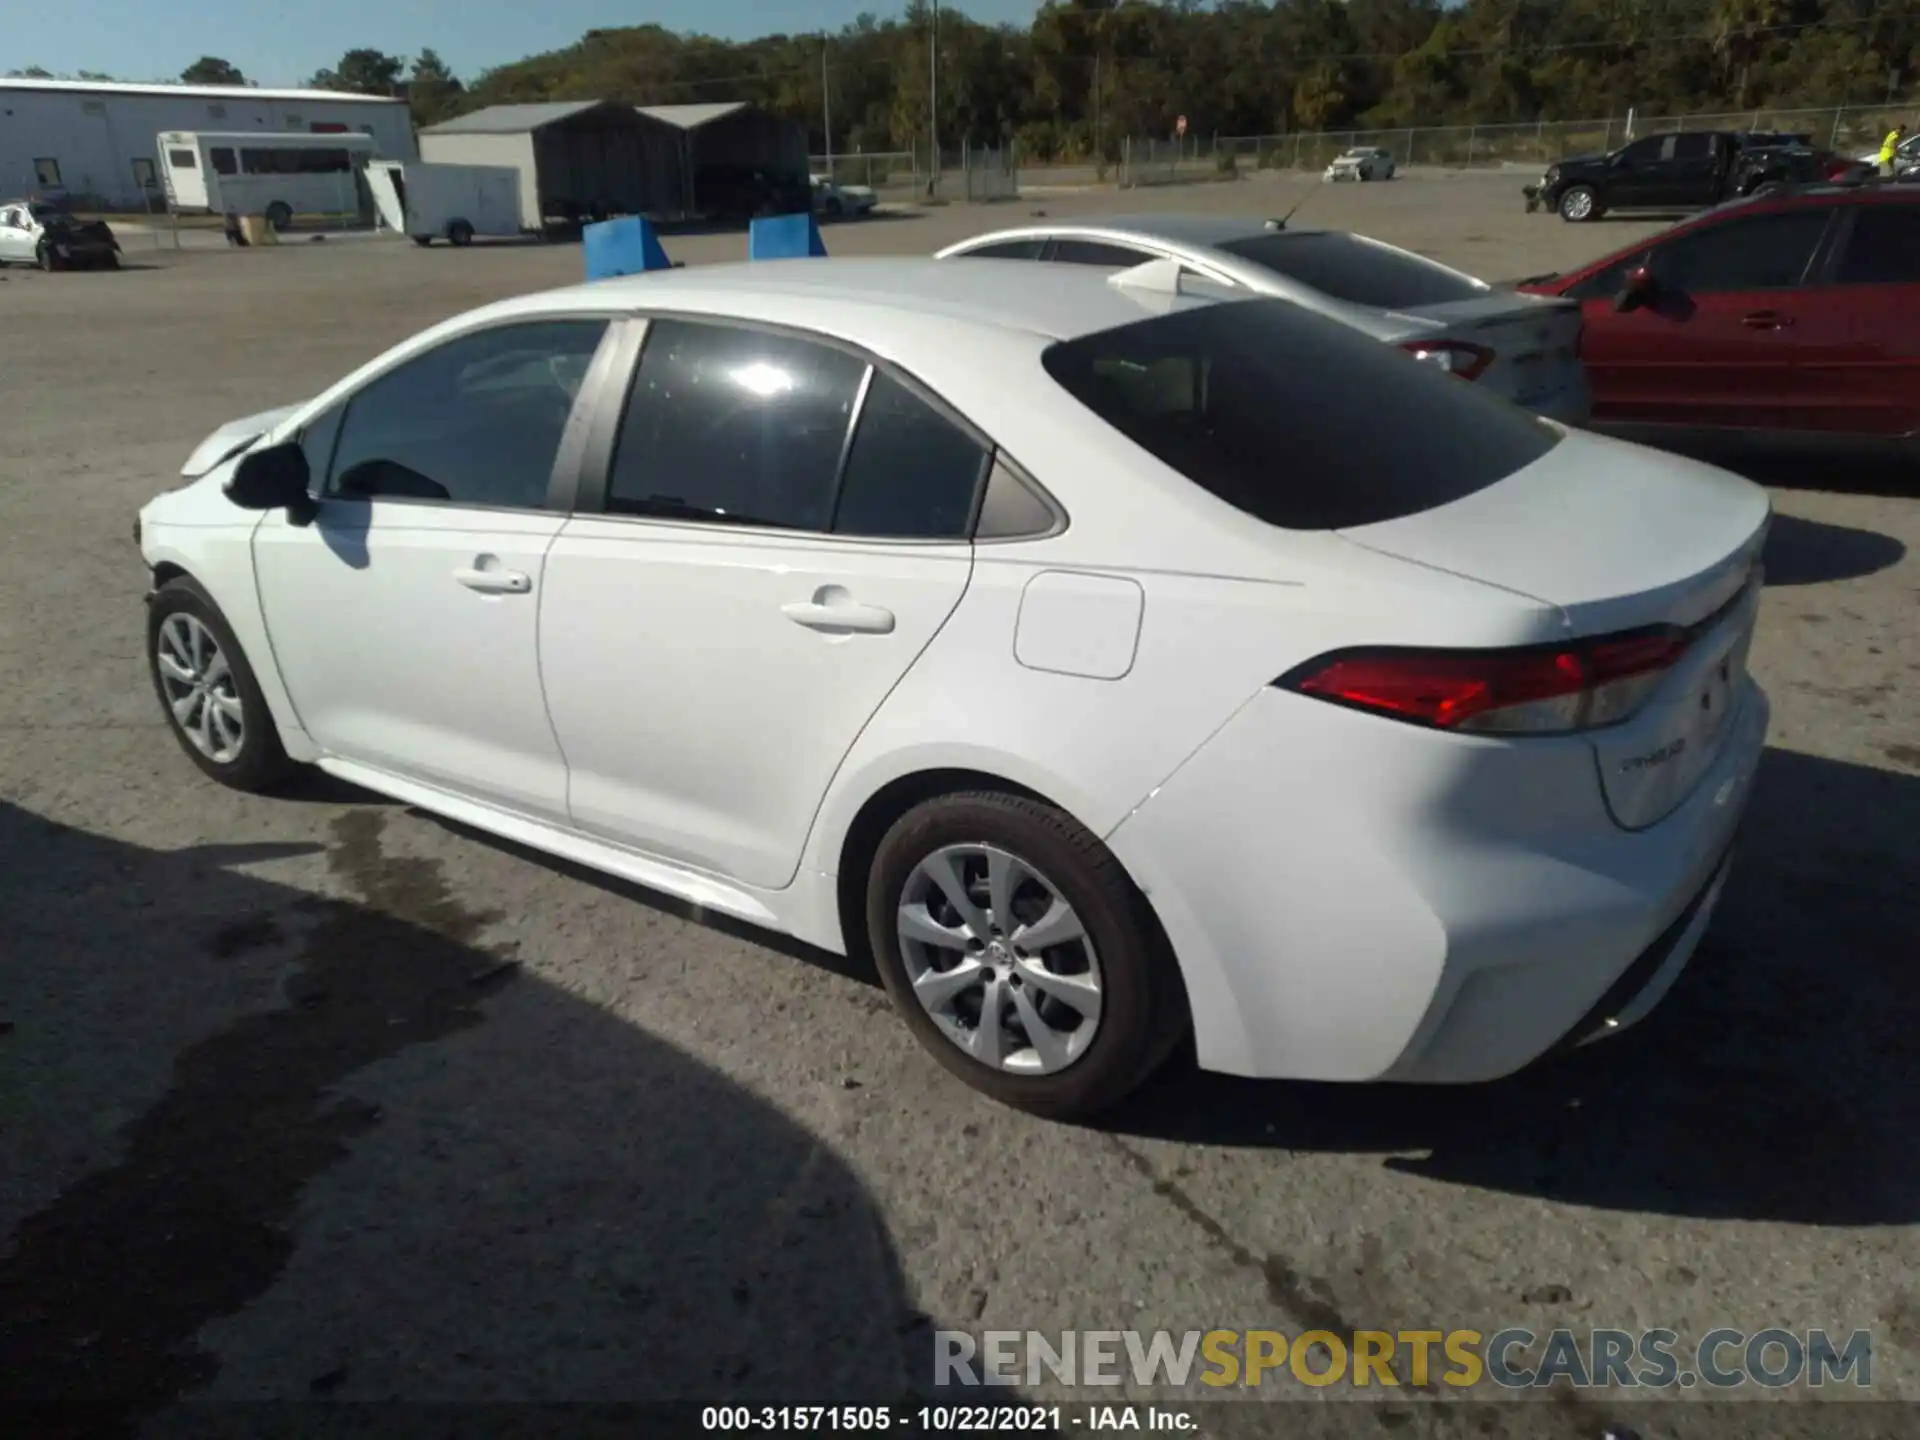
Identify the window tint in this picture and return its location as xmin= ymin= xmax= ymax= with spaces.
xmin=608 ymin=320 xmax=865 ymax=531
xmin=325 ymin=320 xmax=607 ymax=507
xmin=167 ymin=148 xmax=196 ymax=170
xmin=1219 ymin=232 xmax=1484 ymax=309
xmin=1049 ymin=238 xmax=1155 ymax=267
xmin=1565 ymin=248 xmax=1650 ymax=302
xmin=210 ymin=148 xmax=237 ymax=176
xmin=1654 ymin=209 xmax=1831 ymax=293
xmin=833 ymin=372 xmax=988 ymax=538
xmin=1672 ymin=132 xmax=1715 ymax=160
xmin=1836 ymin=205 xmax=1920 ymax=284
xmin=960 ymin=238 xmax=1047 ymax=260
xmin=1042 ymin=299 xmax=1558 ymax=532
xmin=1618 ymin=136 xmax=1666 ymax=165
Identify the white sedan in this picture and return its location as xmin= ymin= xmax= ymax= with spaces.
xmin=137 ymin=257 xmax=1770 ymax=1118
xmin=1325 ymin=147 xmax=1396 ymax=182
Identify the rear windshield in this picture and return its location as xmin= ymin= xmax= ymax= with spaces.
xmin=1041 ymin=298 xmax=1560 ymax=531
xmin=1217 ymin=232 xmax=1485 ymax=310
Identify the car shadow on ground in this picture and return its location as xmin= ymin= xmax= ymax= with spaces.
xmin=1101 ymin=746 xmax=1920 ymax=1227
xmin=1760 ymin=512 xmax=1907 ymax=585
xmin=0 ymin=798 xmax=935 ymax=1433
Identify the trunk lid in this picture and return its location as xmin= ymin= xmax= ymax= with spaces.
xmin=1338 ymin=430 xmax=1771 ymax=829
xmin=1388 ymin=291 xmax=1585 ymax=409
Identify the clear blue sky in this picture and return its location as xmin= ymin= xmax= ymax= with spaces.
xmin=11 ymin=0 xmax=1040 ymax=88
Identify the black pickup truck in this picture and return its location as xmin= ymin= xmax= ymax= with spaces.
xmin=1524 ymin=130 xmax=1840 ymax=221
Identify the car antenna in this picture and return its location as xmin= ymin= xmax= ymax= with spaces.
xmin=1267 ymin=190 xmax=1315 ymax=231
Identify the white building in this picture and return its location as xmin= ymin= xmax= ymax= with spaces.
xmin=0 ymin=77 xmax=416 ymax=210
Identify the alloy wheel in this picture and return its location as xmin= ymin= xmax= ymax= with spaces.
xmin=896 ymin=843 xmax=1104 ymax=1075
xmin=155 ymin=613 xmax=245 ymax=764
xmin=1563 ymin=190 xmax=1594 ymax=220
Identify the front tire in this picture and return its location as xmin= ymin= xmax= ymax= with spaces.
xmin=264 ymin=201 xmax=293 ymax=232
xmin=866 ymin=791 xmax=1188 ymax=1119
xmin=147 ymin=576 xmax=295 ymax=793
xmin=447 ymin=220 xmax=474 ymax=247
xmin=1558 ymin=184 xmax=1601 ymax=222
xmin=37 ymin=241 xmax=61 ymax=271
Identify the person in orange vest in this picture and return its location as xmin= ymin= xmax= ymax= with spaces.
xmin=1878 ymin=122 xmax=1907 ymax=178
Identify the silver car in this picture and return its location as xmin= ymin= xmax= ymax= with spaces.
xmin=936 ymin=214 xmax=1590 ymax=422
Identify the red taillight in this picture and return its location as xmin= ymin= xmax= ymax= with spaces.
xmin=1399 ymin=340 xmax=1495 ymax=381
xmin=1282 ymin=629 xmax=1692 ymax=734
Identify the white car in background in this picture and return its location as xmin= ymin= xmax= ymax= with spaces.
xmin=1326 ymin=147 xmax=1396 ymax=182
xmin=811 ymin=174 xmax=878 ymax=218
xmin=137 ymin=257 xmax=1768 ymax=1118
xmin=936 ymin=215 xmax=1590 ymax=422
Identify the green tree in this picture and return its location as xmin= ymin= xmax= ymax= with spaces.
xmin=180 ymin=56 xmax=247 ymax=86
xmin=407 ymin=48 xmax=465 ymax=124
xmin=309 ymin=48 xmax=405 ymax=96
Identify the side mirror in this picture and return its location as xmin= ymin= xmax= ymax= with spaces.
xmin=225 ymin=441 xmax=317 ymax=525
xmin=1615 ymin=265 xmax=1658 ymax=313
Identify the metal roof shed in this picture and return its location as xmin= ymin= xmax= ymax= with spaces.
xmin=639 ymin=102 xmax=809 ymax=220
xmin=420 ymin=100 xmax=686 ymax=229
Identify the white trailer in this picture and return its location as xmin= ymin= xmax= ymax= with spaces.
xmin=366 ymin=159 xmax=521 ymax=246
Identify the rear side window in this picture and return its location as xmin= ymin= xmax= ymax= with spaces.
xmin=833 ymin=372 xmax=988 ymax=539
xmin=1217 ymin=232 xmax=1484 ymax=309
xmin=1836 ymin=204 xmax=1920 ymax=284
xmin=210 ymin=147 xmax=237 ymax=176
xmin=1049 ymin=238 xmax=1155 ymax=267
xmin=1041 ymin=299 xmax=1559 ymax=531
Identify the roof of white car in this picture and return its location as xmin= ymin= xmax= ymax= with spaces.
xmin=528 ymin=256 xmax=1225 ymax=342
xmin=951 ymin=213 xmax=1322 ymax=248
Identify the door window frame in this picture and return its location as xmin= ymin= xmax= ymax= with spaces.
xmin=569 ymin=313 xmax=1066 ymax=545
xmin=1818 ymin=199 xmax=1920 ymax=287
xmin=293 ymin=313 xmax=630 ymax=517
xmin=1647 ymin=203 xmax=1843 ymax=295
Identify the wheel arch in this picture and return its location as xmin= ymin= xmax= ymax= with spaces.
xmin=826 ymin=763 xmax=1190 ymax=1029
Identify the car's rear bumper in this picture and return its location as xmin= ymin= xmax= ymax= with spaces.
xmin=1105 ymin=678 xmax=1769 ymax=1084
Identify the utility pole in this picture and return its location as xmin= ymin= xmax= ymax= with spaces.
xmin=929 ymin=0 xmax=940 ymax=196
xmin=822 ymin=36 xmax=833 ymax=168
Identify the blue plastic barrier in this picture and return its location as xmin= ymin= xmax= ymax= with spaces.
xmin=583 ymin=216 xmax=673 ymax=281
xmin=748 ymin=212 xmax=828 ymax=260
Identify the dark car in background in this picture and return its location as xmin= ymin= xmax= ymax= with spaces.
xmin=1525 ymin=130 xmax=1844 ymax=222
xmin=1518 ymin=184 xmax=1920 ymax=451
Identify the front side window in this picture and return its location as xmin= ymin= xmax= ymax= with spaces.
xmin=1565 ymin=247 xmax=1651 ymax=302
xmin=210 ymin=148 xmax=237 ymax=176
xmin=608 ymin=320 xmax=866 ymax=531
xmin=1042 ymin=299 xmax=1559 ymax=532
xmin=325 ymin=320 xmax=608 ymax=507
xmin=1617 ymin=136 xmax=1666 ymax=166
xmin=1218 ymin=232 xmax=1484 ymax=309
xmin=958 ymin=238 xmax=1047 ymax=260
xmin=1653 ymin=209 xmax=1833 ymax=294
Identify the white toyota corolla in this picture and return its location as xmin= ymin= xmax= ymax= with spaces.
xmin=137 ymin=257 xmax=1770 ymax=1118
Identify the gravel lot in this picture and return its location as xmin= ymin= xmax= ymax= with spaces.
xmin=2 ymin=167 xmax=1916 ymax=1433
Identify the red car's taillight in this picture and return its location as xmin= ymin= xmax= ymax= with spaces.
xmin=1280 ymin=629 xmax=1693 ymax=734
xmin=1398 ymin=340 xmax=1495 ymax=381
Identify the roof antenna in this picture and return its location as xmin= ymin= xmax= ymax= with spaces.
xmin=1266 ymin=185 xmax=1317 ymax=231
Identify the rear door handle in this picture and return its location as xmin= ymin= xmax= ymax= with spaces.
xmin=782 ymin=587 xmax=895 ymax=635
xmin=1741 ymin=311 xmax=1793 ymax=329
xmin=453 ymin=566 xmax=532 ymax=595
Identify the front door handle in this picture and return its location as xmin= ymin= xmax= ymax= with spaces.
xmin=1741 ymin=310 xmax=1793 ymax=329
xmin=453 ymin=566 xmax=531 ymax=595
xmin=782 ymin=586 xmax=895 ymax=635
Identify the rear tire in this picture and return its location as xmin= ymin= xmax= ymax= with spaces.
xmin=147 ymin=576 xmax=296 ymax=794
xmin=264 ymin=201 xmax=292 ymax=232
xmin=447 ymin=220 xmax=474 ymax=247
xmin=865 ymin=790 xmax=1189 ymax=1119
xmin=37 ymin=241 xmax=61 ymax=271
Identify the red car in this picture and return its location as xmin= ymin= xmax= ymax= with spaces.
xmin=1519 ymin=184 xmax=1920 ymax=449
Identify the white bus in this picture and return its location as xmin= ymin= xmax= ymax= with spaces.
xmin=157 ymin=129 xmax=379 ymax=230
